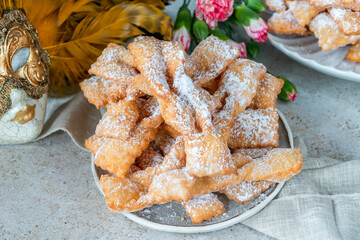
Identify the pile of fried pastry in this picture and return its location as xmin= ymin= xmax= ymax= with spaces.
xmin=81 ymin=36 xmax=303 ymax=224
xmin=266 ymin=0 xmax=360 ymax=62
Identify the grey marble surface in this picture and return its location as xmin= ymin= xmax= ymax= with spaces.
xmin=0 ymin=40 xmax=359 ymax=239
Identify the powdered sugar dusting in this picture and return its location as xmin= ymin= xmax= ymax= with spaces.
xmin=229 ymin=108 xmax=279 ymax=148
xmin=220 ymin=181 xmax=275 ymax=204
xmin=329 ymin=8 xmax=360 ymax=35
xmin=268 ymin=10 xmax=309 ymax=35
xmin=84 ymin=36 xmax=303 ymax=223
xmin=90 ymin=44 xmax=138 ymax=81
xmin=310 ymin=13 xmax=360 ymax=51
xmin=266 ymin=0 xmax=287 ymax=11
xmin=250 ymin=73 xmax=284 ymax=109
xmin=287 ymin=1 xmax=323 ymax=27
xmin=181 ymin=193 xmax=225 ymax=224
xmin=187 ymin=35 xmax=240 ymax=86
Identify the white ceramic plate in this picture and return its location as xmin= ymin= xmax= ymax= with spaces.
xmin=262 ymin=11 xmax=360 ymax=82
xmin=268 ymin=33 xmax=360 ymax=82
xmin=91 ymin=110 xmax=293 ymax=233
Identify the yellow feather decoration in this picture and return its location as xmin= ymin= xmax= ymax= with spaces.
xmin=0 ymin=0 xmax=173 ymax=95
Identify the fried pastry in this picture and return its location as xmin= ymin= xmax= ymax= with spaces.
xmin=99 ymin=147 xmax=302 ymax=213
xmin=250 ymin=73 xmax=284 ymax=109
xmin=228 ymin=108 xmax=279 ymax=148
xmin=213 ymin=59 xmax=266 ymax=141
xmin=82 ymin=36 xmax=304 ymax=223
xmin=91 ymin=125 xmax=157 ymax=178
xmin=185 ymin=132 xmax=236 ymax=177
xmin=182 ymin=194 xmax=226 ymax=224
xmin=135 ymin=146 xmax=164 ymax=170
xmin=346 ymin=42 xmax=360 ymax=62
xmin=286 ymin=0 xmax=324 ymax=27
xmin=87 ymin=97 xmax=164 ymax=177
xmin=220 ymin=180 xmax=275 ymax=204
xmin=104 ymin=81 xmax=128 ymax=104
xmin=162 ymin=40 xmax=236 ymax=177
xmin=89 ymin=43 xmax=138 ymax=83
xmin=88 ymin=43 xmax=143 ymax=101
xmin=305 ymin=0 xmax=360 ymax=11
xmin=329 ymin=8 xmax=360 ymax=35
xmin=84 ymin=135 xmax=107 ymax=155
xmin=185 ymin=35 xmax=240 ymax=87
xmin=268 ymin=10 xmax=310 ymax=35
xmin=159 ymin=123 xmax=181 ymax=139
xmin=136 ymin=97 xmax=163 ymax=129
xmin=129 ymin=37 xmax=197 ymax=136
xmin=129 ymin=137 xmax=186 ymax=188
xmin=147 ymin=169 xmax=196 ymax=203
xmin=265 ymin=0 xmax=287 ymax=12
xmin=80 ymin=76 xmax=127 ymax=109
xmin=154 ymin=130 xmax=176 ymax=155
xmin=191 ymin=148 xmax=302 ymax=196
xmin=127 ymin=37 xmax=174 ymax=99
xmin=95 ymin=99 xmax=139 ymax=140
xmin=309 ymin=13 xmax=360 ymax=51
xmin=233 ymin=148 xmax=273 ymax=160
xmin=100 ymin=174 xmax=150 ymax=212
xmin=231 ymin=148 xmax=273 ymax=168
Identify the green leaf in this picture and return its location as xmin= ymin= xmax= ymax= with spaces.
xmin=246 ymin=41 xmax=260 ymax=58
xmin=234 ymin=5 xmax=259 ymax=26
xmin=210 ymin=27 xmax=230 ymax=40
xmin=192 ymin=19 xmax=209 ymax=41
xmin=245 ymin=0 xmax=265 ymax=13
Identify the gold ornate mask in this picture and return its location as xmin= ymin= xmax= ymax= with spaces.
xmin=0 ymin=9 xmax=50 ymax=118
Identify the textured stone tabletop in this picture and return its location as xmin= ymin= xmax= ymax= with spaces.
xmin=1 ymin=41 xmax=359 ymax=239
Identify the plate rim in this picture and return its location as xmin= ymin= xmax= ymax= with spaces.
xmin=268 ymin=34 xmax=360 ymax=83
xmin=91 ymin=109 xmax=293 ymax=233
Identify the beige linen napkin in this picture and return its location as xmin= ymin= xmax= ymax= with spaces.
xmin=36 ymin=92 xmax=100 ymax=150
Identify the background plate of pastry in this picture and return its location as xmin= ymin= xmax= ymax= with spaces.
xmin=263 ymin=5 xmax=360 ymax=82
xmin=91 ymin=110 xmax=293 ymax=233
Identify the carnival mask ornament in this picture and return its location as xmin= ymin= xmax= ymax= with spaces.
xmin=0 ymin=9 xmax=50 ymax=144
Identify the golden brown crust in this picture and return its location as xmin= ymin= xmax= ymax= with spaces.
xmin=213 ymin=59 xmax=267 ymax=142
xmin=305 ymin=0 xmax=360 ymax=11
xmin=268 ymin=10 xmax=310 ymax=35
xmin=309 ymin=13 xmax=360 ymax=51
xmin=346 ymin=42 xmax=360 ymax=62
xmin=129 ymin=137 xmax=186 ymax=188
xmin=185 ymin=35 xmax=240 ymax=87
xmin=185 ymin=132 xmax=237 ymax=177
xmin=220 ymin=180 xmax=275 ymax=204
xmin=250 ymin=73 xmax=284 ymax=109
xmin=228 ymin=108 xmax=280 ymax=149
xmin=286 ymin=0 xmax=324 ymax=27
xmin=99 ymin=147 xmax=303 ymax=213
xmin=95 ymin=99 xmax=139 ymax=140
xmin=191 ymin=148 xmax=303 ymax=196
xmin=135 ymin=146 xmax=164 ymax=170
xmin=154 ymin=130 xmax=176 ymax=155
xmin=182 ymin=194 xmax=226 ymax=224
xmin=265 ymin=0 xmax=287 ymax=12
xmin=329 ymin=8 xmax=360 ymax=36
xmin=82 ymin=36 xmax=304 ymax=222
xmin=89 ymin=43 xmax=138 ymax=83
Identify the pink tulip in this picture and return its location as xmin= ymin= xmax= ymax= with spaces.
xmin=226 ymin=40 xmax=247 ymax=59
xmin=172 ymin=26 xmax=191 ymax=51
xmin=195 ymin=0 xmax=234 ymax=30
xmin=244 ymin=18 xmax=268 ymax=43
